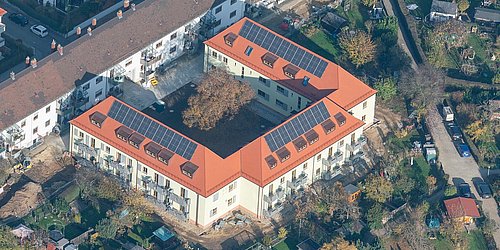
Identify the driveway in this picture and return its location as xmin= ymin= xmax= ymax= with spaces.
xmin=426 ymin=107 xmax=500 ymax=245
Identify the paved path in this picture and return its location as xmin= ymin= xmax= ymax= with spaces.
xmin=427 ymin=107 xmax=500 ymax=245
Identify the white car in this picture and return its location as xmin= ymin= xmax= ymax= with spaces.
xmin=30 ymin=25 xmax=48 ymax=38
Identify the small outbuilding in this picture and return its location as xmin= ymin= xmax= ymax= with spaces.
xmin=430 ymin=0 xmax=458 ymax=22
xmin=321 ymin=12 xmax=347 ymax=34
xmin=474 ymin=7 xmax=500 ymax=24
xmin=297 ymin=238 xmax=321 ymax=250
xmin=344 ymin=184 xmax=361 ymax=203
xmin=444 ymin=197 xmax=480 ymax=224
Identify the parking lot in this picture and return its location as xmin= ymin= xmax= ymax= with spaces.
xmin=427 ymin=106 xmax=500 ymax=244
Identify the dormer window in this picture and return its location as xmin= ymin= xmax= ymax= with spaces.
xmin=293 ymin=136 xmax=307 ymax=152
xmin=128 ymin=133 xmax=145 ymax=149
xmin=158 ymin=149 xmax=173 ymax=165
xmin=283 ymin=64 xmax=299 ymax=79
xmin=262 ymin=53 xmax=278 ymax=68
xmin=145 ymin=142 xmax=161 ymax=157
xmin=224 ymin=32 xmax=238 ymax=47
xmin=305 ymin=129 xmax=319 ymax=145
xmin=265 ymin=155 xmax=277 ymax=169
xmin=321 ymin=119 xmax=336 ymax=134
xmin=115 ymin=126 xmax=133 ymax=142
xmin=334 ymin=112 xmax=346 ymax=127
xmin=276 ymin=147 xmax=290 ymax=163
xmin=89 ymin=112 xmax=106 ymax=128
xmin=181 ymin=162 xmax=199 ymax=178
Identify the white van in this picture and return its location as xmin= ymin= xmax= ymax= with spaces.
xmin=30 ymin=25 xmax=48 ymax=38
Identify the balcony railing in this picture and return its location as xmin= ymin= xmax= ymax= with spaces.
xmin=145 ymin=194 xmax=167 ymax=210
xmin=347 ymin=136 xmax=367 ymax=152
xmin=287 ymin=172 xmax=308 ymax=190
xmin=263 ymin=187 xmax=285 ymax=204
xmin=263 ymin=203 xmax=284 ymax=218
xmin=0 ymin=24 xmax=5 ymax=34
xmin=75 ymin=141 xmax=98 ymax=157
xmin=166 ymin=206 xmax=189 ymax=221
xmin=167 ymin=189 xmax=190 ymax=208
xmin=75 ymin=96 xmax=90 ymax=108
xmin=56 ymin=106 xmax=72 ymax=116
xmin=322 ymin=151 xmax=344 ymax=167
xmin=0 ymin=37 xmax=5 ymax=48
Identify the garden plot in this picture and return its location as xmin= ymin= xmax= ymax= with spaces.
xmin=0 ymin=182 xmax=42 ymax=218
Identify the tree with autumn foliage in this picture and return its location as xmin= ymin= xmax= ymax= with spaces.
xmin=361 ymin=0 xmax=378 ymax=8
xmin=183 ymin=68 xmax=254 ymax=130
xmin=339 ymin=30 xmax=376 ymax=68
xmin=364 ymin=175 xmax=393 ymax=203
xmin=321 ymin=236 xmax=357 ymax=250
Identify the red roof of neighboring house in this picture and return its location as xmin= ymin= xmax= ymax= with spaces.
xmin=444 ymin=197 xmax=480 ymax=218
xmin=46 ymin=243 xmax=56 ymax=250
xmin=204 ymin=18 xmax=376 ymax=109
xmin=0 ymin=8 xmax=6 ymax=16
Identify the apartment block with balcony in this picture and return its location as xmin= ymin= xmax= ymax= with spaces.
xmin=0 ymin=8 xmax=6 ymax=57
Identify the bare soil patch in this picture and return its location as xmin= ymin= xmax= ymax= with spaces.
xmin=0 ymin=182 xmax=42 ymax=218
xmin=25 ymin=145 xmax=69 ymax=183
xmin=364 ymin=105 xmax=404 ymax=157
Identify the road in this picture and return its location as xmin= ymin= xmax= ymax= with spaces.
xmin=426 ymin=107 xmax=500 ymax=245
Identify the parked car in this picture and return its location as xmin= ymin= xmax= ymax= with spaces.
xmin=450 ymin=125 xmax=462 ymax=140
xmin=458 ymin=144 xmax=471 ymax=157
xmin=8 ymin=13 xmax=29 ymax=26
xmin=30 ymin=25 xmax=48 ymax=38
xmin=458 ymin=183 xmax=472 ymax=198
xmin=476 ymin=181 xmax=492 ymax=199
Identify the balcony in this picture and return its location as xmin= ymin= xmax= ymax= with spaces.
xmin=263 ymin=203 xmax=284 ymax=219
xmin=166 ymin=206 xmax=189 ymax=221
xmin=145 ymin=194 xmax=167 ymax=210
xmin=263 ymin=187 xmax=285 ymax=204
xmin=287 ymin=172 xmax=308 ymax=190
xmin=347 ymin=136 xmax=367 ymax=152
xmin=75 ymin=96 xmax=89 ymax=108
xmin=75 ymin=140 xmax=98 ymax=157
xmin=0 ymin=37 xmax=4 ymax=48
xmin=322 ymin=166 xmax=342 ymax=181
xmin=167 ymin=189 xmax=190 ymax=208
xmin=0 ymin=24 xmax=5 ymax=34
xmin=140 ymin=55 xmax=161 ymax=66
xmin=322 ymin=151 xmax=344 ymax=167
xmin=56 ymin=106 xmax=72 ymax=117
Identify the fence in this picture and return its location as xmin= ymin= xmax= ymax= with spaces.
xmin=64 ymin=0 xmax=125 ymax=38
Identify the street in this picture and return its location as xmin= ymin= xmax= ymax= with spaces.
xmin=427 ymin=106 xmax=500 ymax=245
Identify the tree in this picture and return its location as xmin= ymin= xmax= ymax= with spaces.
xmin=373 ymin=78 xmax=397 ymax=101
xmin=457 ymin=0 xmax=470 ymax=13
xmin=364 ymin=175 xmax=394 ymax=203
xmin=339 ymin=31 xmax=376 ymax=68
xmin=444 ymin=185 xmax=457 ymax=197
xmin=95 ymin=177 xmax=123 ymax=202
xmin=321 ymin=236 xmax=357 ymax=250
xmin=399 ymin=64 xmax=445 ymax=113
xmin=367 ymin=203 xmax=385 ymax=230
xmin=361 ymin=0 xmax=378 ymax=8
xmin=0 ymin=226 xmax=20 ymax=249
xmin=95 ymin=218 xmax=119 ymax=239
xmin=262 ymin=235 xmax=273 ymax=247
xmin=440 ymin=218 xmax=468 ymax=249
xmin=278 ymin=227 xmax=288 ymax=239
xmin=183 ymin=68 xmax=254 ymax=130
xmin=123 ymin=190 xmax=155 ymax=222
xmin=426 ymin=176 xmax=437 ymax=195
xmin=464 ymin=120 xmax=493 ymax=143
xmin=394 ymin=174 xmax=416 ymax=197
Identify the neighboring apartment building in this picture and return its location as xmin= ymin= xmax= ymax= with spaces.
xmin=0 ymin=8 xmax=6 ymax=58
xmin=430 ymin=0 xmax=458 ymax=22
xmin=0 ymin=0 xmax=245 ymax=158
xmin=69 ymin=18 xmax=376 ymax=227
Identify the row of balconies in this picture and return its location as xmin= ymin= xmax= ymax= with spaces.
xmin=346 ymin=136 xmax=367 ymax=152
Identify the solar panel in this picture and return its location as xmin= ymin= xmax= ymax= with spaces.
xmin=145 ymin=122 xmax=160 ymax=138
xmin=137 ymin=118 xmax=152 ymax=135
xmin=263 ymin=101 xmax=331 ymax=152
xmin=108 ymin=101 xmax=121 ymax=117
xmin=238 ymin=20 xmax=328 ymax=78
xmin=184 ymin=143 xmax=197 ymax=159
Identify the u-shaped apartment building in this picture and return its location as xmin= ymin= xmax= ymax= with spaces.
xmin=69 ymin=18 xmax=376 ymax=228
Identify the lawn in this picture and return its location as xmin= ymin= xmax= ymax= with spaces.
xmin=433 ymin=235 xmax=454 ymax=250
xmin=335 ymin=0 xmax=370 ymax=29
xmin=404 ymin=0 xmax=432 ymax=18
xmin=290 ymin=29 xmax=341 ymax=63
xmin=80 ymin=200 xmax=111 ymax=228
xmin=272 ymin=237 xmax=300 ymax=250
xmin=468 ymin=230 xmax=488 ymax=250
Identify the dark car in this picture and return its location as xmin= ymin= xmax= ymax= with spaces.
xmin=8 ymin=13 xmax=29 ymax=26
xmin=458 ymin=183 xmax=472 ymax=198
xmin=476 ymin=181 xmax=492 ymax=199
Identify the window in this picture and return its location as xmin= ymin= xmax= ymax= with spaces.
xmin=181 ymin=188 xmax=186 ymax=198
xmin=95 ymin=89 xmax=103 ymax=98
xmin=210 ymin=208 xmax=218 ymax=217
xmin=214 ymin=19 xmax=221 ymax=27
xmin=339 ymin=140 xmax=344 ymax=147
xmin=280 ymin=177 xmax=285 ymax=184
xmin=362 ymin=115 xmax=366 ymax=121
xmin=231 ymin=0 xmax=237 ymax=4
xmin=212 ymin=51 xmax=217 ymax=58
xmin=258 ymin=76 xmax=269 ymax=87
xmin=82 ymin=83 xmax=90 ymax=91
xmin=328 ymin=147 xmax=333 ymax=157
xmin=165 ymin=179 xmax=170 ymax=188
xmin=33 ymin=114 xmax=38 ymax=121
xmin=292 ymin=169 xmax=297 ymax=181
xmin=230 ymin=10 xmax=236 ymax=18
xmin=241 ymin=67 xmax=245 ymax=78
xmin=45 ymin=106 xmax=51 ymax=113
xmin=105 ymin=146 xmax=110 ymax=153
xmin=316 ymin=154 xmax=321 ymax=161
xmin=276 ymin=86 xmax=288 ymax=96
xmin=303 ymin=163 xmax=308 ymax=170
xmin=257 ymin=90 xmax=269 ymax=101
xmin=363 ymin=101 xmax=367 ymax=109
xmin=228 ymin=196 xmax=236 ymax=206
xmin=215 ymin=6 xmax=222 ymax=13
xmin=45 ymin=120 xmax=50 ymax=127
xmin=125 ymin=60 xmax=132 ymax=67
xmin=142 ymin=181 xmax=147 ymax=189
xmin=269 ymin=184 xmax=273 ymax=196
xmin=169 ymin=46 xmax=177 ymax=54
xmin=21 ymin=120 xmax=26 ymax=127
xmin=33 ymin=127 xmax=38 ymax=134
xmin=90 ymin=138 xmax=95 ymax=148
xmin=275 ymin=99 xmax=288 ymax=111
xmin=229 ymin=182 xmax=237 ymax=192
xmin=223 ymin=57 xmax=228 ymax=64
xmin=116 ymin=152 xmax=122 ymax=162
xmin=79 ymin=131 xmax=84 ymax=137
xmin=316 ymin=168 xmax=321 ymax=175
xmin=142 ymin=166 xmax=148 ymax=174
xmin=153 ymin=173 xmax=159 ymax=183
xmin=170 ymin=33 xmax=177 ymax=40
xmin=213 ymin=192 xmax=219 ymax=202
xmin=244 ymin=46 xmax=253 ymax=56
xmin=155 ymin=41 xmax=162 ymax=48
xmin=96 ymin=76 xmax=103 ymax=83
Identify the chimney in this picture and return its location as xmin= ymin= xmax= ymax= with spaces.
xmin=124 ymin=0 xmax=129 ymax=8
xmin=92 ymin=18 xmax=97 ymax=27
xmin=57 ymin=44 xmax=63 ymax=56
xmin=87 ymin=27 xmax=92 ymax=36
xmin=117 ymin=10 xmax=123 ymax=19
xmin=131 ymin=3 xmax=136 ymax=11
xmin=25 ymin=56 xmax=30 ymax=66
xmin=31 ymin=58 xmax=37 ymax=68
xmin=51 ymin=39 xmax=56 ymax=50
xmin=10 ymin=71 xmax=15 ymax=81
xmin=76 ymin=26 xmax=81 ymax=36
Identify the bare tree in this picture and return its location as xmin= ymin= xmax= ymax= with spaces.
xmin=183 ymin=68 xmax=254 ymax=130
xmin=399 ymin=64 xmax=445 ymax=113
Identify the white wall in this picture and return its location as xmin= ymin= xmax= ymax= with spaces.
xmin=211 ymin=0 xmax=246 ymax=34
xmin=348 ymin=94 xmax=376 ymax=129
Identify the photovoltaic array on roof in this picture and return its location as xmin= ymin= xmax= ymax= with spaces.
xmin=107 ymin=101 xmax=197 ymax=160
xmin=239 ymin=20 xmax=328 ymax=78
xmin=265 ymin=102 xmax=330 ymax=152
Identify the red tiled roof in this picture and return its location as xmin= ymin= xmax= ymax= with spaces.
xmin=0 ymin=8 xmax=7 ymax=16
xmin=204 ymin=18 xmax=376 ymax=108
xmin=444 ymin=197 xmax=480 ymax=218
